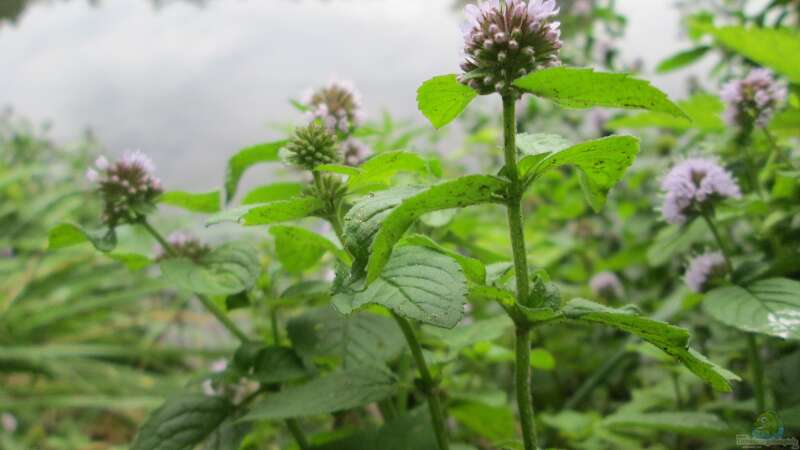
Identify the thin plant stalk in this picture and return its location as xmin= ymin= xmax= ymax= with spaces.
xmin=329 ymin=208 xmax=450 ymax=450
xmin=747 ymin=333 xmax=766 ymax=413
xmin=139 ymin=218 xmax=251 ymax=343
xmin=392 ymin=312 xmax=450 ymax=450
xmin=699 ymin=211 xmax=734 ymax=274
xmin=286 ymin=418 xmax=310 ymax=450
xmin=502 ymin=93 xmax=540 ymax=450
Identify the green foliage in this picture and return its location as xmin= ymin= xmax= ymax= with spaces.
xmin=703 ymin=278 xmax=800 ymax=340
xmin=224 ymin=140 xmax=286 ymax=203
xmin=334 ymin=246 xmax=468 ymax=328
xmin=131 ymin=394 xmax=234 ymax=450
xmin=241 ymin=182 xmax=305 ymax=205
xmin=270 ymin=225 xmax=350 ymax=273
xmin=417 ymin=74 xmax=478 ymax=129
xmin=47 ymin=223 xmax=116 ymax=252
xmin=607 ymin=93 xmax=725 ymax=131
xmin=513 ymin=67 xmax=688 ymax=118
xmin=602 ymin=412 xmax=731 ymax=437
xmin=207 ymin=197 xmax=323 ymax=226
xmin=525 ymin=136 xmax=640 ymax=211
xmin=243 ymin=368 xmax=397 ymax=421
xmin=311 ymin=408 xmax=438 ymax=450
xmin=365 ymin=175 xmax=506 ymax=283
xmin=159 ymin=190 xmax=221 ymax=213
xmin=160 ymin=242 xmax=260 ymax=296
xmin=655 ymin=46 xmax=712 ymax=73
xmin=710 ymin=26 xmax=800 ymax=82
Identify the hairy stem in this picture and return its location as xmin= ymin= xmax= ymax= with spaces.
xmin=392 ymin=312 xmax=450 ymax=450
xmin=502 ymin=94 xmax=539 ymax=450
xmin=747 ymin=333 xmax=766 ymax=413
xmin=139 ymin=218 xmax=250 ymax=343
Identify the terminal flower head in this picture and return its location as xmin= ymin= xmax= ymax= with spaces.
xmin=302 ymin=80 xmax=365 ymax=133
xmin=660 ymin=158 xmax=741 ymax=225
xmin=86 ymin=150 xmax=163 ymax=226
xmin=721 ymin=69 xmax=787 ymax=128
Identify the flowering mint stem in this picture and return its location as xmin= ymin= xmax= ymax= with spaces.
xmin=502 ymin=94 xmax=540 ymax=450
xmin=698 ymin=211 xmax=734 ymax=274
xmin=138 ymin=218 xmax=250 ymax=343
xmin=392 ymin=312 xmax=450 ymax=450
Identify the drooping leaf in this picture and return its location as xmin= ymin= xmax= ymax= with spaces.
xmin=703 ymin=278 xmax=800 ymax=340
xmin=342 ymin=187 xmax=421 ymax=272
xmin=160 ymin=242 xmax=260 ymax=296
xmin=417 ymin=74 xmax=478 ymax=129
xmin=131 ymin=394 xmax=234 ymax=450
xmin=159 ymin=190 xmax=221 ymax=213
xmin=366 ymin=175 xmax=506 ymax=283
xmin=311 ymin=408 xmax=437 ymax=450
xmin=243 ymin=368 xmax=397 ymax=421
xmin=655 ymin=46 xmax=712 ymax=73
xmin=287 ymin=307 xmax=405 ymax=369
xmin=224 ymin=140 xmax=286 ymax=203
xmin=269 ymin=225 xmax=350 ymax=273
xmin=241 ymin=182 xmax=304 ymax=205
xmin=563 ymin=298 xmax=739 ymax=391
xmin=525 ymin=136 xmax=640 ymax=212
xmin=513 ymin=67 xmax=688 ymax=118
xmin=334 ymin=246 xmax=468 ymax=328
xmin=607 ymin=93 xmax=725 ymax=131
xmin=603 ymin=412 xmax=731 ymax=437
xmin=206 ymin=197 xmax=323 ymax=226
xmin=398 ymin=234 xmax=486 ymax=285
xmin=710 ymin=26 xmax=800 ymax=83
xmin=47 ymin=223 xmax=116 ymax=252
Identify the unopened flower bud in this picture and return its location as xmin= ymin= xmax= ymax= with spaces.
xmin=285 ymin=122 xmax=342 ymax=171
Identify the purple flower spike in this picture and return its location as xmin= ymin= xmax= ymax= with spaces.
xmin=589 ymin=271 xmax=623 ymax=300
xmin=87 ymin=150 xmax=163 ymax=227
xmin=302 ymin=79 xmax=364 ymax=134
xmin=660 ymin=158 xmax=741 ymax=225
xmin=684 ymin=251 xmax=727 ymax=293
xmin=721 ymin=69 xmax=787 ymax=128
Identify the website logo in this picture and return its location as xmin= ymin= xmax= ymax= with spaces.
xmin=736 ymin=411 xmax=798 ymax=449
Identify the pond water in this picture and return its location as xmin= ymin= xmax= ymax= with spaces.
xmin=0 ymin=0 xmax=702 ymax=190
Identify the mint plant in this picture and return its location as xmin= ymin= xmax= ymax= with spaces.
xmin=38 ymin=1 xmax=800 ymax=449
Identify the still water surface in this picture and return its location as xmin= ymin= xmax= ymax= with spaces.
xmin=0 ymin=0 xmax=698 ymax=189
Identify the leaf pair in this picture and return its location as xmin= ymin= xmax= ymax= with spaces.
xmin=417 ymin=67 xmax=688 ymax=130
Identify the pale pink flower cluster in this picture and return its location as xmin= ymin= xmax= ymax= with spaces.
xmin=301 ymin=80 xmax=365 ymax=133
xmin=721 ymin=69 xmax=787 ymax=128
xmin=661 ymin=158 xmax=741 ymax=225
xmin=684 ymin=252 xmax=727 ymax=293
xmin=86 ymin=150 xmax=163 ymax=226
xmin=589 ymin=271 xmax=623 ymax=300
xmin=85 ymin=150 xmax=162 ymax=193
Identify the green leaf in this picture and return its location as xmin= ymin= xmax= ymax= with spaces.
xmin=224 ymin=140 xmax=286 ymax=203
xmin=564 ymin=298 xmax=739 ymax=391
xmin=342 ymin=187 xmax=421 ymax=272
xmin=334 ymin=246 xmax=468 ymax=328
xmin=243 ymin=368 xmax=397 ymax=421
xmin=603 ymin=412 xmax=731 ymax=437
xmin=204 ymin=418 xmax=250 ymax=450
xmin=315 ymin=164 xmax=362 ymax=177
xmin=417 ymin=74 xmax=478 ymax=129
xmin=207 ymin=197 xmax=323 ymax=226
xmin=513 ymin=67 xmax=687 ymax=118
xmin=160 ymin=242 xmax=260 ymax=296
xmin=526 ymin=136 xmax=640 ymax=212
xmin=398 ymin=234 xmax=486 ymax=285
xmin=269 ymin=225 xmax=350 ymax=273
xmin=311 ymin=408 xmax=437 ymax=450
xmin=349 ymin=151 xmax=435 ymax=191
xmin=108 ymin=252 xmax=153 ymax=271
xmin=250 ymin=346 xmax=309 ymax=384
xmin=516 ymin=133 xmax=572 ymax=158
xmin=159 ymin=190 xmax=221 ymax=213
xmin=425 ymin=315 xmax=513 ymax=353
xmin=530 ymin=348 xmax=556 ymax=370
xmin=655 ymin=46 xmax=712 ymax=73
xmin=451 ymin=402 xmax=516 ymax=443
xmin=366 ymin=175 xmax=506 ymax=283
xmin=710 ymin=26 xmax=800 ymax=83
xmin=646 ymin=219 xmax=709 ymax=266
xmin=607 ymin=93 xmax=725 ymax=131
xmin=703 ymin=278 xmax=800 ymax=340
xmin=241 ymin=182 xmax=304 ymax=205
xmin=131 ymin=394 xmax=234 ymax=450
xmin=47 ymin=223 xmax=116 ymax=252
xmin=288 ymin=307 xmax=405 ymax=369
